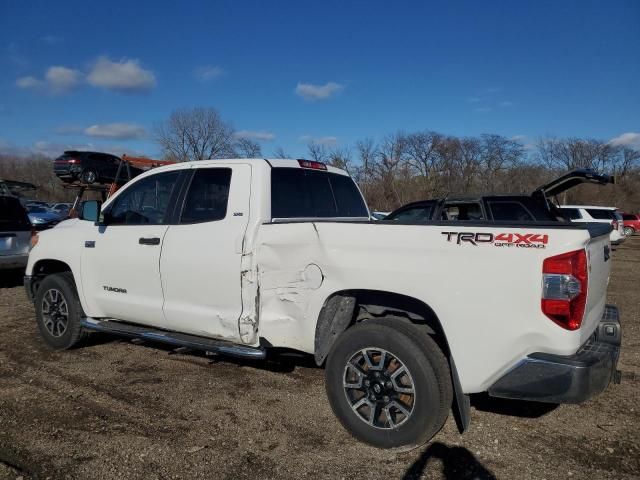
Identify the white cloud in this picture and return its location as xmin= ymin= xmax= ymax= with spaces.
xmin=194 ymin=65 xmax=224 ymax=82
xmin=474 ymin=107 xmax=492 ymax=113
xmin=510 ymin=135 xmax=527 ymax=142
xmin=499 ymin=101 xmax=514 ymax=107
xmin=467 ymin=97 xmax=482 ymax=103
xmin=84 ymin=123 xmax=146 ymax=140
xmin=87 ymin=56 xmax=156 ymax=92
xmin=41 ymin=35 xmax=62 ymax=45
xmin=234 ymin=130 xmax=275 ymax=141
xmin=609 ymin=132 xmax=640 ymax=149
xmin=298 ymin=135 xmax=338 ymax=146
xmin=54 ymin=125 xmax=84 ymax=135
xmin=295 ymin=81 xmax=344 ymax=101
xmin=45 ymin=66 xmax=82 ymax=93
xmin=16 ymin=76 xmax=42 ymax=89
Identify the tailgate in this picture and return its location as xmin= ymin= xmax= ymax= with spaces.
xmin=0 ymin=231 xmax=30 ymax=256
xmin=581 ymin=227 xmax=612 ymax=341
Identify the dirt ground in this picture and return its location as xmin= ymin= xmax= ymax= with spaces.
xmin=1 ymin=239 xmax=638 ymax=480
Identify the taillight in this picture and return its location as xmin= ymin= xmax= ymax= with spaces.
xmin=68 ymin=158 xmax=79 ymax=164
xmin=541 ymin=249 xmax=588 ymax=330
xmin=30 ymin=229 xmax=39 ymax=248
xmin=298 ymin=159 xmax=328 ymax=170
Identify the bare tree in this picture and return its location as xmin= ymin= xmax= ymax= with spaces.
xmin=272 ymin=146 xmax=291 ymax=158
xmin=234 ymin=137 xmax=262 ymax=158
xmin=155 ymin=107 xmax=236 ymax=161
xmin=328 ymin=146 xmax=352 ymax=172
xmin=307 ymin=142 xmax=328 ymax=162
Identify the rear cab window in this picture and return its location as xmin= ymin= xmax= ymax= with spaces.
xmin=270 ymin=168 xmax=368 ymax=219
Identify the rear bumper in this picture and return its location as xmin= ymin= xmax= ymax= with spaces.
xmin=0 ymin=254 xmax=28 ymax=270
xmin=488 ymin=305 xmax=621 ymax=404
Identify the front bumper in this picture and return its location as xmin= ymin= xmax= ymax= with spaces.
xmin=488 ymin=305 xmax=621 ymax=404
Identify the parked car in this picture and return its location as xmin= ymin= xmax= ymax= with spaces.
xmin=370 ymin=211 xmax=390 ymax=220
xmin=559 ymin=206 xmax=626 ymax=245
xmin=50 ymin=203 xmax=73 ymax=218
xmin=25 ymin=159 xmax=621 ymax=449
xmin=0 ymin=195 xmax=32 ymax=271
xmin=621 ymin=212 xmax=640 ymax=236
xmin=53 ymin=151 xmax=143 ymax=185
xmin=385 ymin=169 xmax=613 ymax=224
xmin=26 ymin=205 xmax=62 ymax=230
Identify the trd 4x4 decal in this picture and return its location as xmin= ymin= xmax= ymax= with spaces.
xmin=442 ymin=232 xmax=548 ymax=248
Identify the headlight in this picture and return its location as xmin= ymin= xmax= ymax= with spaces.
xmin=31 ymin=217 xmax=46 ymax=224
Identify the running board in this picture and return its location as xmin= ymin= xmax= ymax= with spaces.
xmin=80 ymin=318 xmax=266 ymax=360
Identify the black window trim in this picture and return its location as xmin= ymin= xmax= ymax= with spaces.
xmin=175 ymin=166 xmax=234 ymax=225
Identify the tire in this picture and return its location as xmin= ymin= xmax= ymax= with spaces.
xmin=624 ymin=226 xmax=634 ymax=237
xmin=34 ymin=272 xmax=86 ymax=350
xmin=80 ymin=169 xmax=98 ymax=184
xmin=325 ymin=319 xmax=452 ymax=449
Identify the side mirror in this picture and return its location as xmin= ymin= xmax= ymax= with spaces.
xmin=80 ymin=200 xmax=101 ymax=223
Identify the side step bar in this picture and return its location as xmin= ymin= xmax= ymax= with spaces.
xmin=80 ymin=318 xmax=266 ymax=360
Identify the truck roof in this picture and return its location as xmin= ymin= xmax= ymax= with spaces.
xmin=137 ymin=158 xmax=350 ymax=177
xmin=561 ymin=205 xmax=618 ymax=210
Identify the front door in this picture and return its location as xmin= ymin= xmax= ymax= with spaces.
xmin=160 ymin=164 xmax=251 ymax=341
xmin=80 ymin=170 xmax=182 ymax=326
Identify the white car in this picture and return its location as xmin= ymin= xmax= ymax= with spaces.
xmin=25 ymin=159 xmax=622 ymax=449
xmin=560 ymin=205 xmax=626 ymax=245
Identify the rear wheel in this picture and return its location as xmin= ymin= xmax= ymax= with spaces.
xmin=325 ymin=319 xmax=452 ymax=449
xmin=80 ymin=169 xmax=98 ymax=184
xmin=624 ymin=226 xmax=634 ymax=236
xmin=35 ymin=273 xmax=86 ymax=350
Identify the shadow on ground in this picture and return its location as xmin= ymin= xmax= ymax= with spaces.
xmin=0 ymin=269 xmax=24 ymax=289
xmin=470 ymin=393 xmax=558 ymax=418
xmin=403 ymin=442 xmax=496 ymax=480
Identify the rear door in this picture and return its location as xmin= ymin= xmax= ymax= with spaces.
xmin=160 ymin=164 xmax=251 ymax=341
xmin=533 ymin=169 xmax=614 ymax=199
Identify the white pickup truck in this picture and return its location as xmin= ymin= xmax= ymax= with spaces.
xmin=25 ymin=159 xmax=622 ymax=449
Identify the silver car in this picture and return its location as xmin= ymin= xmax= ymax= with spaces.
xmin=0 ymin=195 xmax=32 ymax=271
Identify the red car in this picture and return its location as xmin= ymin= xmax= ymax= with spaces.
xmin=621 ymin=213 xmax=640 ymax=236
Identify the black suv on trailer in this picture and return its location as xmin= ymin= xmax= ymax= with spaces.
xmin=53 ymin=151 xmax=143 ymax=185
xmin=385 ymin=169 xmax=614 ymax=223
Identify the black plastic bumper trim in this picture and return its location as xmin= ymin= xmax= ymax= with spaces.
xmin=488 ymin=305 xmax=621 ymax=404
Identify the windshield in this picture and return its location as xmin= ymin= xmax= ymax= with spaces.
xmin=28 ymin=206 xmax=48 ymax=213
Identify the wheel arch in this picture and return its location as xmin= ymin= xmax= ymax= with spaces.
xmin=29 ymin=259 xmax=75 ymax=298
xmin=314 ymin=289 xmax=470 ymax=433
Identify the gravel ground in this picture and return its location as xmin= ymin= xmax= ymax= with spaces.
xmin=1 ymin=237 xmax=638 ymax=480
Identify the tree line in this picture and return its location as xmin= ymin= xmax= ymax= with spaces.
xmin=1 ymin=106 xmax=639 ymax=212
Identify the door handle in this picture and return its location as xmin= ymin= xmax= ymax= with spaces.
xmin=139 ymin=237 xmax=160 ymax=245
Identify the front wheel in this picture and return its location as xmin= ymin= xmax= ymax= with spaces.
xmin=325 ymin=319 xmax=452 ymax=449
xmin=34 ymin=273 xmax=86 ymax=350
xmin=624 ymin=226 xmax=635 ymax=237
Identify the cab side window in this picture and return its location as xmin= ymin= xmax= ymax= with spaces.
xmin=441 ymin=202 xmax=484 ymax=221
xmin=107 ymin=171 xmax=180 ymax=225
xmin=180 ymin=168 xmax=232 ymax=223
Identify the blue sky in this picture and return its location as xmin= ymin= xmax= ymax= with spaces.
xmin=1 ymin=0 xmax=639 ymax=158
